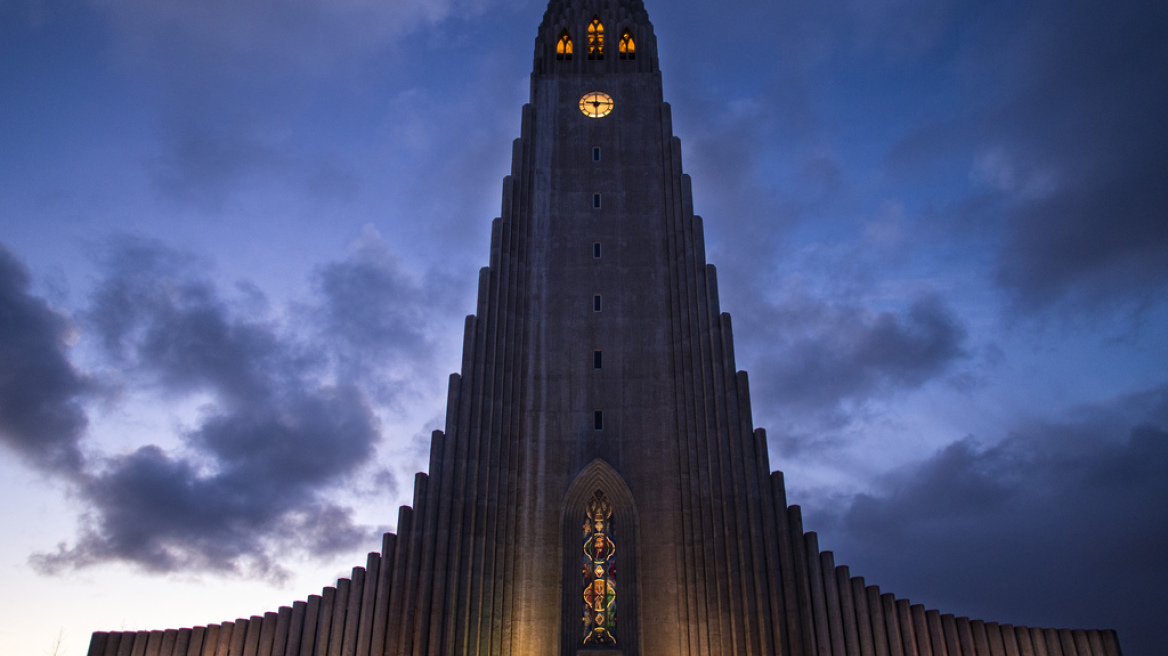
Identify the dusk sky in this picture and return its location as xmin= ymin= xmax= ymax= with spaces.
xmin=1 ymin=0 xmax=1166 ymax=654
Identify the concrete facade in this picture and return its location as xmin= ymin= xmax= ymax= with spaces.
xmin=88 ymin=1 xmax=1122 ymax=655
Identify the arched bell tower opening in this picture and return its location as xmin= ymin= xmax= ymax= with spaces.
xmin=561 ymin=460 xmax=640 ymax=656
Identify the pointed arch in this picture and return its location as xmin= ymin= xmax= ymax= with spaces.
xmin=556 ymin=29 xmax=573 ymax=60
xmin=587 ymin=17 xmax=605 ymax=60
xmin=561 ymin=459 xmax=640 ymax=655
xmin=619 ymin=30 xmax=636 ymax=60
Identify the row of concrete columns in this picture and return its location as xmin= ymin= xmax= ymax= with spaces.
xmin=790 ymin=526 xmax=1123 ymax=656
xmin=86 ymin=532 xmax=407 ymax=656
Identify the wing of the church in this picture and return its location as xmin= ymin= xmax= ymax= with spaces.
xmin=86 ymin=1 xmax=1122 ymax=656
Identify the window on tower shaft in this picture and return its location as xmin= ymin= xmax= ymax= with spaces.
xmin=557 ymin=31 xmax=573 ymax=60
xmin=619 ymin=31 xmax=635 ymax=60
xmin=588 ymin=19 xmax=605 ymax=59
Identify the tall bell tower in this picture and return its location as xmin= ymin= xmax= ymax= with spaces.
xmin=86 ymin=2 xmax=1123 ymax=656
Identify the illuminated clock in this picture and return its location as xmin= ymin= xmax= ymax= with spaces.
xmin=579 ymin=92 xmax=614 ymax=118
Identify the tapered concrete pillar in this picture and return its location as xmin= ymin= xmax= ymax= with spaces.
xmin=1100 ymin=631 xmax=1120 ymax=656
xmin=161 ymin=630 xmax=179 ymax=656
xmin=130 ymin=631 xmax=150 ymax=656
xmin=258 ymin=611 xmax=278 ymax=656
xmin=1072 ymin=630 xmax=1092 ymax=656
xmin=243 ymin=615 xmax=263 ymax=656
xmin=926 ymin=610 xmax=947 ymax=656
xmin=299 ymin=595 xmax=320 ymax=656
xmin=174 ymin=629 xmax=191 ymax=656
xmin=145 ymin=630 xmax=165 ymax=656
xmin=867 ymin=587 xmax=890 ymax=656
xmin=851 ymin=578 xmax=876 ymax=656
xmin=1015 ymin=626 xmax=1035 ymax=656
xmin=1000 ymin=625 xmax=1021 ymax=656
xmin=836 ymin=568 xmax=861 ymax=656
xmin=328 ymin=579 xmax=351 ymax=656
xmin=1086 ymin=630 xmax=1105 ymax=656
xmin=940 ymin=615 xmax=961 ymax=656
xmin=882 ymin=595 xmax=904 ymax=656
xmin=272 ymin=606 xmax=292 ymax=656
xmin=910 ymin=605 xmax=932 ymax=656
xmin=986 ymin=623 xmax=1006 ymax=656
xmin=285 ymin=602 xmax=306 ymax=656
xmin=184 ymin=627 xmax=204 ymax=656
xmin=89 ymin=632 xmax=110 ymax=656
xmin=956 ymin=618 xmax=975 ymax=656
xmin=896 ymin=600 xmax=918 ymax=656
xmin=316 ymin=587 xmax=336 ymax=656
xmin=1029 ymin=627 xmax=1049 ymax=656
xmin=101 ymin=631 xmax=122 ymax=656
xmin=341 ymin=567 xmax=365 ymax=656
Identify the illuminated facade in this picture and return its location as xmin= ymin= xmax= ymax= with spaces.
xmin=86 ymin=2 xmax=1123 ymax=656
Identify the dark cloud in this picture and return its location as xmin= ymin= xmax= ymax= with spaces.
xmin=310 ymin=228 xmax=448 ymax=405
xmin=989 ymin=0 xmax=1168 ymax=313
xmin=744 ymin=294 xmax=968 ymax=451
xmin=808 ymin=384 xmax=1168 ymax=656
xmin=31 ymin=237 xmax=391 ymax=577
xmin=0 ymin=244 xmax=91 ymax=475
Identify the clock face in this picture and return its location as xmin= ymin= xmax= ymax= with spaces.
xmin=580 ymin=92 xmax=615 ymax=118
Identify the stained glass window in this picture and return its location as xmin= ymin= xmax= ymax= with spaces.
xmin=557 ymin=31 xmax=573 ymax=60
xmin=588 ymin=19 xmax=605 ymax=60
xmin=619 ymin=32 xmax=635 ymax=60
xmin=582 ymin=490 xmax=617 ymax=645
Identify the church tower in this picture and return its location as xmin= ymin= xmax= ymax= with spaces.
xmin=86 ymin=2 xmax=1123 ymax=656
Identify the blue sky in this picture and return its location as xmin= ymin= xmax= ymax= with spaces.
xmin=1 ymin=0 xmax=1166 ymax=654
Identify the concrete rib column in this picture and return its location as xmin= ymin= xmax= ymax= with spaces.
xmin=130 ymin=631 xmax=149 ymax=656
xmin=851 ymin=579 xmax=876 ymax=656
xmin=866 ymin=587 xmax=889 ymax=656
xmin=161 ymin=630 xmax=179 ymax=656
xmin=243 ymin=616 xmax=263 ymax=656
xmin=662 ymin=110 xmax=703 ymax=656
xmin=341 ymin=567 xmax=366 ymax=656
xmin=805 ymin=534 xmax=833 ymax=656
xmin=371 ymin=534 xmax=396 ymax=656
xmin=971 ymin=621 xmax=990 ymax=656
xmin=895 ymin=600 xmax=918 ymax=656
xmin=911 ymin=606 xmax=933 ymax=656
xmin=300 ymin=596 xmax=321 ymax=656
xmin=1086 ymin=630 xmax=1105 ymax=656
xmin=1100 ymin=631 xmax=1120 ymax=656
xmin=1000 ymin=625 xmax=1020 ymax=656
xmin=1042 ymin=628 xmax=1061 ymax=656
xmin=213 ymin=623 xmax=232 ymax=656
xmin=1072 ymin=630 xmax=1091 ymax=656
xmin=186 ymin=627 xmax=205 ymax=656
xmin=316 ymin=587 xmax=337 ymax=656
xmin=940 ymin=615 xmax=961 ymax=656
xmin=145 ymin=630 xmax=165 ymax=656
xmin=286 ymin=602 xmax=306 ymax=656
xmin=115 ymin=632 xmax=134 ymax=656
xmin=101 ymin=632 xmax=122 ymax=656
xmin=257 ymin=613 xmax=277 ymax=656
xmin=272 ymin=607 xmax=292 ymax=656
xmin=1027 ymin=628 xmax=1048 ymax=656
xmin=1058 ymin=629 xmax=1079 ymax=656
xmin=955 ymin=618 xmax=975 ymax=656
xmin=175 ymin=629 xmax=192 ymax=656
xmin=1015 ymin=627 xmax=1036 ymax=656
xmin=229 ymin=619 xmax=249 ymax=656
xmin=785 ymin=503 xmax=817 ymax=656
xmin=764 ymin=467 xmax=798 ymax=656
xmin=201 ymin=625 xmax=221 ymax=656
xmin=835 ymin=567 xmax=861 ymax=656
xmin=820 ymin=553 xmax=847 ymax=656
xmin=328 ymin=578 xmax=352 ymax=656
xmin=986 ymin=623 xmax=1006 ymax=656
xmin=90 ymin=633 xmax=110 ymax=656
xmin=881 ymin=595 xmax=904 ymax=656
xmin=356 ymin=554 xmax=380 ymax=656
xmin=926 ymin=610 xmax=947 ymax=656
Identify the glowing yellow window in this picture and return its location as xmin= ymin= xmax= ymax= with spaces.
xmin=588 ymin=18 xmax=605 ymax=59
xmin=557 ymin=31 xmax=573 ymax=60
xmin=619 ymin=32 xmax=635 ymax=60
